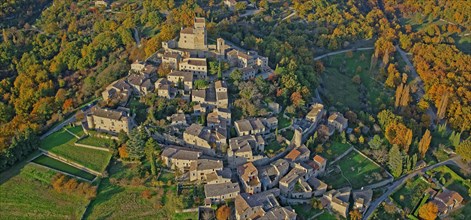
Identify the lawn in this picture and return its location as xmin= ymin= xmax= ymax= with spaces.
xmin=0 ymin=164 xmax=89 ymax=219
xmin=426 ymin=165 xmax=471 ymax=200
xmin=76 ymin=135 xmax=113 ymax=148
xmin=32 ymin=155 xmax=96 ymax=181
xmin=265 ymin=140 xmax=285 ymax=156
xmin=41 ymin=129 xmax=112 ymax=172
xmin=321 ymin=50 xmax=392 ymax=112
xmin=174 ymin=212 xmax=198 ymax=220
xmin=391 ymin=176 xmax=431 ymax=210
xmin=292 ymin=204 xmax=323 ymax=220
xmin=321 ymin=141 xmax=351 ymax=161
xmin=277 ymin=114 xmax=291 ymax=129
xmin=66 ymin=125 xmax=85 ymax=137
xmin=321 ymin=150 xmax=386 ymax=189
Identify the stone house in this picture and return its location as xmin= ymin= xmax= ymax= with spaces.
xmin=285 ymin=145 xmax=310 ymax=164
xmin=240 ymin=66 xmax=257 ymax=80
xmin=162 ymin=52 xmax=181 ymax=70
xmin=227 ymin=135 xmax=265 ymax=168
xmin=167 ymin=70 xmax=193 ymax=91
xmin=279 ymin=168 xmax=311 ymax=200
xmin=328 ymin=112 xmax=348 ymax=132
xmin=86 ymin=106 xmax=134 ymax=135
xmin=183 ymin=124 xmax=212 ymax=151
xmin=237 ymin=162 xmax=261 ymax=194
xmin=234 ymin=189 xmax=287 ymax=220
xmin=128 ymin=74 xmax=153 ymax=96
xmin=168 ymin=113 xmax=187 ymax=126
xmin=306 ymin=103 xmax=326 ymax=126
xmin=204 ymin=182 xmax=240 ymax=204
xmin=234 ymin=118 xmax=267 ymax=136
xmin=321 ymin=187 xmax=351 ymax=218
xmin=259 ymin=159 xmax=290 ymax=191
xmin=179 ymin=58 xmax=208 ymax=79
xmin=155 ymin=78 xmax=175 ymax=99
xmin=432 ymin=189 xmax=464 ymax=216
xmin=189 ymin=159 xmax=223 ymax=182
xmin=352 ymin=189 xmax=373 ymax=213
xmin=161 ymin=146 xmax=202 ymax=172
xmin=307 ymin=176 xmax=328 ymax=197
xmin=263 ymin=117 xmax=278 ymax=130
xmin=101 ymin=79 xmax=132 ymax=106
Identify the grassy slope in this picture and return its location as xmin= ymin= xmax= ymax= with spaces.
xmin=0 ymin=164 xmax=89 ymax=219
xmin=76 ymin=135 xmax=112 ymax=147
xmin=41 ymin=129 xmax=112 ymax=172
xmin=321 ymin=50 xmax=392 ymax=112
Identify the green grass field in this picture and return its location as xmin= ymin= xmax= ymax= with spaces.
xmin=0 ymin=165 xmax=89 ymax=219
xmin=427 ymin=165 xmax=471 ymax=200
xmin=277 ymin=114 xmax=291 ymax=129
xmin=292 ymin=204 xmax=323 ymax=220
xmin=32 ymin=155 xmax=96 ymax=181
xmin=322 ymin=150 xmax=386 ymax=189
xmin=66 ymin=125 xmax=85 ymax=137
xmin=321 ymin=50 xmax=392 ymax=112
xmin=41 ymin=129 xmax=112 ymax=172
xmin=391 ymin=177 xmax=431 ymax=210
xmin=76 ymin=135 xmax=112 ymax=148
xmin=321 ymin=141 xmax=351 ymax=161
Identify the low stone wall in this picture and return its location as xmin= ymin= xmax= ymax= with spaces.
xmin=39 ymin=149 xmax=102 ymax=176
xmin=279 ymin=196 xmax=311 ymax=205
xmin=74 ymin=142 xmax=112 ymax=152
xmin=359 ymin=177 xmax=394 ymax=191
xmin=31 ymin=162 xmax=95 ymax=182
xmin=329 ymin=146 xmax=354 ymax=165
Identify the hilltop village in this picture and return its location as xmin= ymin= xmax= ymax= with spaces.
xmin=82 ymin=17 xmax=380 ymax=219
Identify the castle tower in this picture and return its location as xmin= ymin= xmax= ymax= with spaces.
xmin=291 ymin=127 xmax=303 ymax=148
xmin=217 ymin=38 xmax=225 ymax=55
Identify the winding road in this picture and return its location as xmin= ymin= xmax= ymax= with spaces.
xmin=396 ymin=46 xmax=437 ymax=123
xmin=363 ymin=156 xmax=463 ymax=219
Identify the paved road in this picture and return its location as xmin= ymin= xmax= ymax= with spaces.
xmin=269 ymin=11 xmax=297 ymax=36
xmin=396 ymin=46 xmax=437 ymax=123
xmin=313 ymin=47 xmax=374 ymax=60
xmin=133 ymin=27 xmax=141 ymax=47
xmin=363 ymin=157 xmax=461 ymax=219
xmin=40 ymin=115 xmax=76 ymax=140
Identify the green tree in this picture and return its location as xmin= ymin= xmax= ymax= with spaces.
xmin=388 ymin=145 xmax=403 ymax=178
xmin=145 ymin=138 xmax=158 ymax=176
xmin=194 ymin=79 xmax=209 ymax=89
xmin=126 ymin=128 xmax=148 ymax=160
xmin=368 ymin=135 xmax=383 ymax=149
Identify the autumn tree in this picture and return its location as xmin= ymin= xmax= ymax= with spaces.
xmin=216 ymin=205 xmax=231 ymax=220
xmin=418 ymin=129 xmax=432 ymax=158
xmin=456 ymin=140 xmax=470 ymax=162
xmin=385 ymin=123 xmax=413 ymax=152
xmin=118 ymin=145 xmax=129 ymax=159
xmin=349 ymin=209 xmax=362 ymax=220
xmin=418 ymin=202 xmax=438 ymax=220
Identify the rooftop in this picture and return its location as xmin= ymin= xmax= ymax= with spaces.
xmin=204 ymin=182 xmax=240 ymax=197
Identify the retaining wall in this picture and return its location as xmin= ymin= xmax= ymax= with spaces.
xmin=39 ymin=149 xmax=102 ymax=176
xmin=74 ymin=142 xmax=112 ymax=152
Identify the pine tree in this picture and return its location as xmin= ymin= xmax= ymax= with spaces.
xmin=449 ymin=131 xmax=461 ymax=147
xmin=418 ymin=129 xmax=432 ymax=158
xmin=388 ymin=145 xmax=403 ymax=178
xmin=217 ymin=61 xmax=222 ymax=80
xmin=146 ymin=138 xmax=158 ymax=176
xmin=126 ymin=128 xmax=148 ymax=160
xmin=412 ymin=153 xmax=418 ymax=168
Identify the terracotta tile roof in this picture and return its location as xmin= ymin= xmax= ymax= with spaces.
xmin=237 ymin=162 xmax=258 ymax=182
xmin=313 ymin=155 xmax=326 ymax=165
xmin=285 ymin=149 xmax=301 ymax=161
